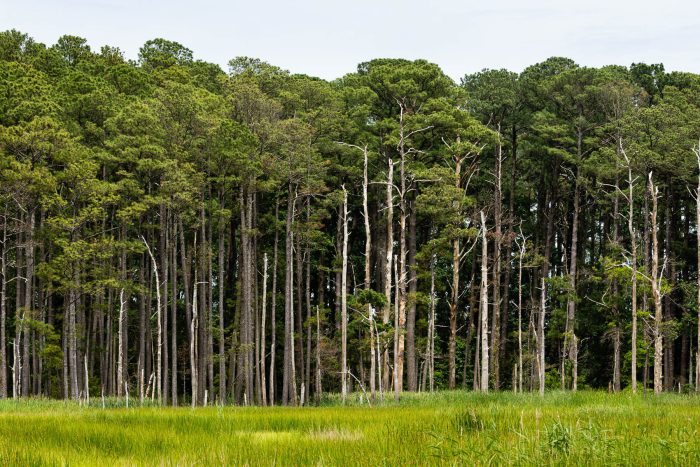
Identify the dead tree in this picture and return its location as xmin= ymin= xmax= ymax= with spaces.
xmin=479 ymin=211 xmax=489 ymax=392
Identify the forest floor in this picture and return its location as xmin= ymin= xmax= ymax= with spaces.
xmin=0 ymin=391 xmax=698 ymax=465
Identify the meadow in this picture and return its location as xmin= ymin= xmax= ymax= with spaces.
xmin=0 ymin=391 xmax=698 ymax=465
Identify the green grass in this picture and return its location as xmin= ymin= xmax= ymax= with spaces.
xmin=0 ymin=391 xmax=698 ymax=465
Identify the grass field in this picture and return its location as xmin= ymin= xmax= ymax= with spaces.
xmin=0 ymin=391 xmax=699 ymax=465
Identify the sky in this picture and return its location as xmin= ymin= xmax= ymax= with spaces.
xmin=4 ymin=0 xmax=700 ymax=81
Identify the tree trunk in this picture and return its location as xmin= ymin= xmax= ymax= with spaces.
xmin=696 ymin=141 xmax=700 ymax=393
xmin=491 ymin=130 xmax=503 ymax=389
xmin=191 ymin=257 xmax=199 ymax=407
xmin=649 ymin=173 xmax=663 ymax=395
xmin=622 ymin=144 xmax=638 ymax=393
xmin=362 ymin=145 xmax=376 ymax=400
xmin=539 ymin=277 xmax=546 ymax=395
xmin=171 ymin=215 xmax=178 ymax=406
xmin=0 ymin=210 xmax=6 ymax=398
xmin=448 ymin=155 xmax=462 ymax=390
xmin=383 ymin=158 xmax=394 ymax=393
xmin=269 ymin=199 xmax=279 ymax=405
xmin=143 ymin=236 xmax=163 ymax=404
xmin=283 ymin=183 xmax=298 ymax=405
xmin=260 ymin=252 xmax=268 ymax=406
xmin=406 ymin=200 xmax=417 ymax=392
xmin=479 ymin=211 xmax=489 ymax=393
xmin=566 ymin=173 xmax=580 ymax=391
xmin=341 ymin=185 xmax=349 ymax=403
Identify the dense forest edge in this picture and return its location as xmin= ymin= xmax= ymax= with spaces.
xmin=1 ymin=29 xmax=700 ymax=406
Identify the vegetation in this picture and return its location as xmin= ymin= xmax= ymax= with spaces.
xmin=0 ymin=391 xmax=698 ymax=465
xmin=2 ymin=29 xmax=700 ymax=406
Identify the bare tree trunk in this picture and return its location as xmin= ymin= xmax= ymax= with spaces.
xmin=695 ymin=141 xmax=700 ymax=393
xmin=407 ymin=199 xmax=417 ymax=392
xmin=397 ymin=176 xmax=407 ymax=395
xmin=269 ymin=199 xmax=279 ymax=405
xmin=479 ymin=211 xmax=489 ymax=392
xmin=0 ymin=210 xmax=6 ymax=398
xmin=649 ymin=173 xmax=663 ymax=395
xmin=21 ymin=210 xmax=34 ymax=397
xmin=429 ymin=254 xmax=436 ymax=392
xmin=116 ymin=288 xmax=126 ymax=399
xmin=218 ymin=199 xmax=226 ymax=404
xmin=142 ymin=236 xmax=163 ymax=404
xmin=208 ymin=204 xmax=216 ymax=404
xmin=539 ymin=277 xmax=546 ymax=395
xmin=68 ymin=280 xmax=79 ymax=400
xmin=612 ymin=173 xmax=621 ymax=393
xmin=516 ymin=231 xmax=526 ymax=393
xmin=621 ymin=144 xmax=638 ymax=393
xmin=315 ymin=304 xmax=322 ymax=402
xmin=160 ymin=205 xmax=170 ymax=405
xmin=304 ymin=245 xmax=312 ymax=404
xmin=191 ymin=258 xmax=199 ymax=407
xmin=449 ymin=155 xmax=462 ymax=390
xmin=260 ymin=253 xmax=268 ymax=406
xmin=283 ymin=184 xmax=298 ymax=405
xmin=566 ymin=173 xmax=580 ymax=391
xmin=383 ymin=159 xmax=394 ymax=393
xmin=341 ymin=185 xmax=349 ymax=403
xmin=361 ymin=146 xmax=376 ymax=400
xmin=491 ymin=130 xmax=503 ymax=389
xmin=171 ymin=217 xmax=178 ymax=406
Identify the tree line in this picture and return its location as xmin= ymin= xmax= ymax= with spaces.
xmin=1 ymin=30 xmax=700 ymax=405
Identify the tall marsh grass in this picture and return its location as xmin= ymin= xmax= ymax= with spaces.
xmin=0 ymin=391 xmax=698 ymax=465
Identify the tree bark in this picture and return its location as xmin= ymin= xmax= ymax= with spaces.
xmin=383 ymin=158 xmax=394 ymax=393
xmin=649 ymin=173 xmax=663 ymax=395
xmin=361 ymin=146 xmax=376 ymax=400
xmin=490 ymin=130 xmax=503 ymax=389
xmin=479 ymin=211 xmax=489 ymax=393
xmin=341 ymin=185 xmax=349 ymax=403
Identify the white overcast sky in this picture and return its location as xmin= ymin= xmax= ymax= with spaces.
xmin=4 ymin=0 xmax=700 ymax=80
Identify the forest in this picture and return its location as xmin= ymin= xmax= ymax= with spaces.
xmin=1 ymin=29 xmax=700 ymax=407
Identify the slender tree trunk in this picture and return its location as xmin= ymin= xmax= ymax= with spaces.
xmin=491 ymin=130 xmax=503 ymax=389
xmin=394 ymin=106 xmax=411 ymax=396
xmin=362 ymin=146 xmax=376 ymax=400
xmin=269 ymin=199 xmax=279 ymax=405
xmin=383 ymin=159 xmax=394 ymax=392
xmin=479 ymin=211 xmax=489 ymax=393
xmin=449 ymin=155 xmax=462 ymax=389
xmin=612 ymin=174 xmax=621 ymax=393
xmin=622 ymin=143 xmax=638 ymax=394
xmin=315 ymin=304 xmax=322 ymax=403
xmin=0 ymin=210 xmax=6 ymax=398
xmin=116 ymin=288 xmax=126 ymax=399
xmin=517 ymin=233 xmax=525 ymax=393
xmin=429 ymin=254 xmax=436 ymax=392
xmin=283 ymin=184 xmax=298 ymax=405
xmin=218 ymin=197 xmax=226 ymax=404
xmin=696 ymin=141 xmax=700 ymax=393
xmin=161 ymin=205 xmax=170 ymax=405
xmin=649 ymin=173 xmax=663 ymax=395
xmin=22 ymin=210 xmax=35 ymax=397
xmin=539 ymin=277 xmax=546 ymax=395
xmin=341 ymin=185 xmax=349 ymax=403
xmin=260 ymin=253 xmax=268 ymax=406
xmin=407 ymin=200 xmax=417 ymax=392
xmin=68 ymin=276 xmax=79 ymax=400
xmin=171 ymin=216 xmax=178 ymax=406
xmin=304 ymin=219 xmax=312 ymax=402
xmin=191 ymin=257 xmax=199 ymax=407
xmin=566 ymin=172 xmax=580 ymax=391
xmin=142 ymin=236 xmax=163 ymax=404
